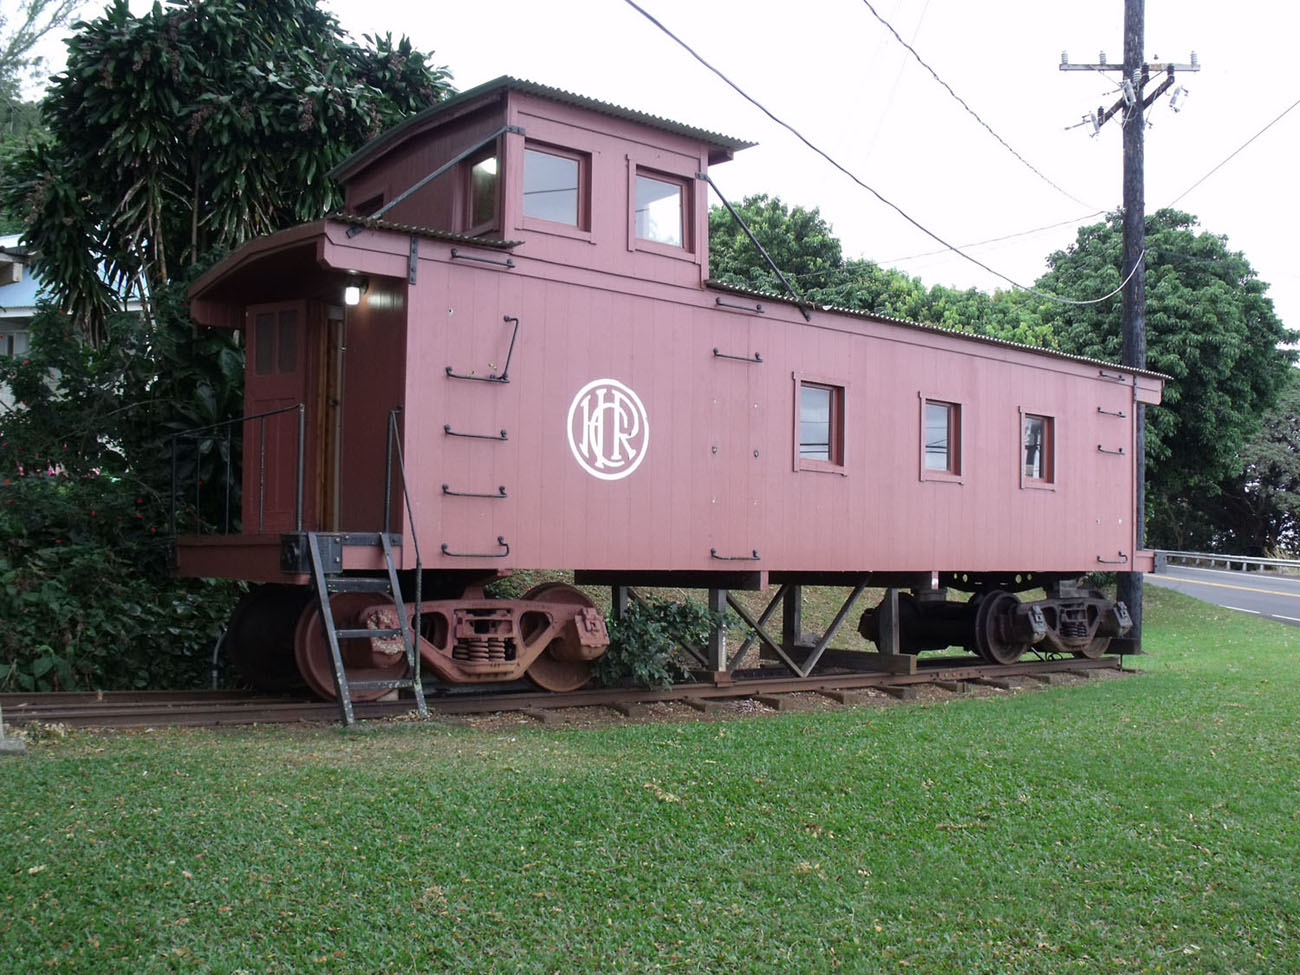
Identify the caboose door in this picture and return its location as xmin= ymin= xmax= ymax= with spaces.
xmin=244 ymin=301 xmax=317 ymax=533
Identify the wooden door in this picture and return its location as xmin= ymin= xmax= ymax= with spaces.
xmin=244 ymin=302 xmax=311 ymax=533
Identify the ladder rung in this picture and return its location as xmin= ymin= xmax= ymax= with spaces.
xmin=348 ymin=679 xmax=420 ymax=691
xmin=335 ymin=627 xmax=405 ymax=640
xmin=325 ymin=577 xmax=393 ymax=593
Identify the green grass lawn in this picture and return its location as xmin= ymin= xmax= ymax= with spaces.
xmin=3 ymin=585 xmax=1299 ymax=974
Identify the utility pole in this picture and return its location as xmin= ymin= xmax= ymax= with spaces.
xmin=1061 ymin=2 xmax=1198 ymax=654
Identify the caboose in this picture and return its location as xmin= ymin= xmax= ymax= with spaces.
xmin=176 ymin=77 xmax=1162 ymax=718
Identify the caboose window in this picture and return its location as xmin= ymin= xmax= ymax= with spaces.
xmin=800 ymin=385 xmax=833 ymax=460
xmin=466 ymin=150 xmax=499 ymax=232
xmin=524 ymin=147 xmax=583 ymax=227
xmin=924 ymin=400 xmax=961 ymax=475
xmin=254 ymin=312 xmax=275 ymax=375
xmin=795 ymin=379 xmax=845 ymax=472
xmin=1022 ymin=413 xmax=1054 ymax=483
xmin=635 ymin=173 xmax=683 ymax=247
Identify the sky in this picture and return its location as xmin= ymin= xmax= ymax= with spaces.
xmin=30 ymin=0 xmax=1300 ymax=331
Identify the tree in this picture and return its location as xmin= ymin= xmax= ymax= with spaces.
xmin=3 ymin=0 xmax=453 ymax=342
xmin=0 ymin=0 xmax=455 ymax=690
xmin=1189 ymin=368 xmax=1300 ymax=555
xmin=0 ymin=0 xmax=81 ymax=232
xmin=707 ymin=194 xmax=1051 ymax=344
xmin=0 ymin=0 xmax=82 ymax=99
xmin=1031 ymin=209 xmax=1294 ymax=548
xmin=709 ymin=193 xmax=847 ymax=297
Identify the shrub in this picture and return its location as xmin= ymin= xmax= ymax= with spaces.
xmin=594 ymin=597 xmax=724 ymax=690
xmin=0 ymin=300 xmax=244 ymax=691
xmin=0 ymin=471 xmax=241 ymax=691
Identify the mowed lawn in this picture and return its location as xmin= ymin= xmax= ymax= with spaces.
xmin=3 ymin=586 xmax=1298 ymax=974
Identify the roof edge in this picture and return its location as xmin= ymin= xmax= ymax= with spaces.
xmin=331 ymin=75 xmax=755 ymax=184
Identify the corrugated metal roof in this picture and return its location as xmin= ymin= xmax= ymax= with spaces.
xmin=705 ymin=279 xmax=1171 ymax=381
xmin=331 ymin=75 xmax=754 ymax=182
xmin=328 ymin=213 xmax=520 ymax=249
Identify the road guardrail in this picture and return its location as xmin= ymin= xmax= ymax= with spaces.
xmin=1154 ymin=550 xmax=1300 ymax=575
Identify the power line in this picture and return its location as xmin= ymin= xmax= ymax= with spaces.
xmin=884 ymin=210 xmax=1108 ymax=263
xmin=861 ymin=0 xmax=933 ymax=167
xmin=620 ymin=0 xmax=1131 ymax=307
xmin=1166 ymin=95 xmax=1300 ymax=207
xmin=859 ymin=0 xmax=1100 ymax=211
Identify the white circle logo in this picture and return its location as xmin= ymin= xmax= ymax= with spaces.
xmin=566 ymin=378 xmax=650 ymax=481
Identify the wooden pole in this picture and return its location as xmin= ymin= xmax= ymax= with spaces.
xmin=1117 ymin=0 xmax=1147 ymax=652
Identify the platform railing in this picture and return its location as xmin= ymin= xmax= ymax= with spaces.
xmin=1153 ymin=549 xmax=1300 ymax=575
xmin=383 ymin=406 xmax=423 ymax=693
xmin=168 ymin=403 xmax=305 ymax=536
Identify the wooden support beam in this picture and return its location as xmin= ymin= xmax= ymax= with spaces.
xmin=877 ymin=588 xmax=901 ymax=655
xmin=683 ymin=698 xmax=723 ymax=715
xmin=523 ymin=708 xmax=562 ymax=725
xmin=877 ymin=684 xmax=917 ymax=701
xmin=611 ymin=585 xmax=629 ymax=621
xmin=707 ymin=587 xmax=728 ymax=671
xmin=818 ymin=689 xmax=872 ymax=707
xmin=611 ymin=701 xmax=648 ymax=718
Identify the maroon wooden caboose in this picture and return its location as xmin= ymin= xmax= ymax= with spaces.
xmin=178 ymin=77 xmax=1163 ymax=710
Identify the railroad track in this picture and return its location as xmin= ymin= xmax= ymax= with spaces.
xmin=0 ymin=656 xmax=1126 ymax=730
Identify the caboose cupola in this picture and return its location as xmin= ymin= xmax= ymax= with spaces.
xmin=330 ymin=76 xmax=753 ymax=286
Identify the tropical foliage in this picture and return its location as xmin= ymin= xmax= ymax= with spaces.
xmin=594 ymin=597 xmax=722 ymax=690
xmin=0 ymin=0 xmax=453 ymax=690
xmin=1035 ymin=210 xmax=1294 ymax=548
xmin=707 ymin=194 xmax=1052 ymax=346
xmin=0 ymin=297 xmax=243 ymax=690
xmin=2 ymin=0 xmax=453 ymax=342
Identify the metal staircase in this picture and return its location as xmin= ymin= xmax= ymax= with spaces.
xmin=306 ymin=531 xmax=428 ymax=726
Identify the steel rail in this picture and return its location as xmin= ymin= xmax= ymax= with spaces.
xmin=2 ymin=657 xmax=1123 ymax=729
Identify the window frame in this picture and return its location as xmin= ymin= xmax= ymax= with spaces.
xmin=462 ymin=145 xmax=502 ymax=236
xmin=793 ymin=373 xmax=847 ymax=475
xmin=352 ymin=192 xmax=385 ymax=218
xmin=521 ymin=143 xmax=591 ymax=235
xmin=628 ymin=163 xmax=694 ymax=258
xmin=1019 ymin=409 xmax=1056 ymax=489
xmin=919 ymin=395 xmax=963 ymax=483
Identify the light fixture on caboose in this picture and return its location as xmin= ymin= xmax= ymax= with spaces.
xmin=343 ymin=276 xmax=369 ymax=306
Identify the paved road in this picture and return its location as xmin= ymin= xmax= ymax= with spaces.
xmin=1147 ymin=564 xmax=1300 ymax=627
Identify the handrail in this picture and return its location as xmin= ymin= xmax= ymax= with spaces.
xmin=1154 ymin=549 xmax=1300 ymax=574
xmin=168 ymin=403 xmax=304 ymax=537
xmin=384 ymin=406 xmax=423 ymax=700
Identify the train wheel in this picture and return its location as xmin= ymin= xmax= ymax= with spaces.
xmin=225 ymin=585 xmax=311 ymax=691
xmin=293 ymin=593 xmax=411 ymax=701
xmin=974 ymin=590 xmax=1029 ymax=665
xmin=522 ymin=582 xmax=597 ymax=692
xmin=1072 ymin=636 xmax=1111 ymax=659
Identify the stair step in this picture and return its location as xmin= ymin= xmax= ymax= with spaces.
xmin=315 ymin=532 xmax=396 ymax=547
xmin=325 ymin=577 xmax=393 ymax=593
xmin=349 ymin=678 xmax=419 ymax=691
xmin=334 ymin=627 xmax=405 ymax=641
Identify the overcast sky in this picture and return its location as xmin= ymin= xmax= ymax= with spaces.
xmin=321 ymin=0 xmax=1300 ymax=333
xmin=37 ymin=0 xmax=1300 ymax=332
